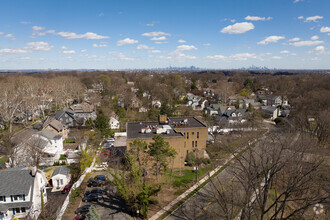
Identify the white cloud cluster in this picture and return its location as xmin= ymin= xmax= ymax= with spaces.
xmin=280 ymin=50 xmax=290 ymax=54
xmin=245 ymin=16 xmax=272 ymax=21
xmin=117 ymin=38 xmax=138 ymax=46
xmin=110 ymin=52 xmax=136 ymax=61
xmin=320 ymin=26 xmax=330 ymax=33
xmin=220 ymin=22 xmax=254 ymax=34
xmin=5 ymin=34 xmax=14 ymax=38
xmin=142 ymin=31 xmax=171 ymax=37
xmin=176 ymin=45 xmax=197 ymax=51
xmin=310 ymin=35 xmax=319 ymax=40
xmin=206 ymin=55 xmax=225 ymax=60
xmin=178 ymin=39 xmax=186 ymax=43
xmin=288 ymin=37 xmax=300 ymax=42
xmin=56 ymin=31 xmax=109 ymax=39
xmin=290 ymin=40 xmax=324 ymax=47
xmin=272 ymin=56 xmax=281 ymax=59
xmin=305 ymin=15 xmax=323 ymax=22
xmin=26 ymin=41 xmax=54 ymax=51
xmin=92 ymin=43 xmax=107 ymax=47
xmin=32 ymin=26 xmax=45 ymax=31
xmin=206 ymin=53 xmax=258 ymax=61
xmin=62 ymin=50 xmax=76 ymax=54
xmin=0 ymin=48 xmax=29 ymax=55
xmin=258 ymin=36 xmax=285 ymax=45
xmin=151 ymin=36 xmax=167 ymax=41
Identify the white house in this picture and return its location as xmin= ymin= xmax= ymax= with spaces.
xmin=14 ymin=129 xmax=64 ymax=167
xmin=109 ymin=117 xmax=120 ymax=130
xmin=50 ymin=166 xmax=71 ymax=192
xmin=261 ymin=106 xmax=281 ymax=120
xmin=0 ymin=167 xmax=47 ymax=220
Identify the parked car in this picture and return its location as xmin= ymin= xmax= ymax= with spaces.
xmin=87 ymin=178 xmax=104 ymax=187
xmin=94 ymin=175 xmax=106 ymax=181
xmin=82 ymin=193 xmax=100 ymax=202
xmin=75 ymin=205 xmax=92 ymax=214
xmin=62 ymin=184 xmax=73 ymax=194
xmin=85 ymin=189 xmax=104 ymax=200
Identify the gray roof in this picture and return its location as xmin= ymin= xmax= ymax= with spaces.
xmin=261 ymin=106 xmax=277 ymax=113
xmin=51 ymin=166 xmax=70 ymax=178
xmin=0 ymin=201 xmax=32 ymax=212
xmin=0 ymin=167 xmax=34 ymax=197
xmin=39 ymin=129 xmax=62 ymax=140
xmin=168 ymin=117 xmax=207 ymax=128
xmin=127 ymin=122 xmax=183 ymax=140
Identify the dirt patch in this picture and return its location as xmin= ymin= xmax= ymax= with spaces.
xmin=38 ymin=189 xmax=67 ymax=220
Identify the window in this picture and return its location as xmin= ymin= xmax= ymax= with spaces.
xmin=14 ymin=195 xmax=18 ymax=201
xmin=192 ymin=141 xmax=194 ymax=147
xmin=187 ymin=132 xmax=189 ymax=139
xmin=15 ymin=208 xmax=20 ymax=213
xmin=21 ymin=207 xmax=26 ymax=213
xmin=60 ymin=179 xmax=64 ymax=185
xmin=197 ymin=132 xmax=199 ymax=139
xmin=195 ymin=141 xmax=197 ymax=147
xmin=0 ymin=196 xmax=4 ymax=202
xmin=192 ymin=132 xmax=194 ymax=135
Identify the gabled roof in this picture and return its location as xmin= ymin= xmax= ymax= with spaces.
xmin=39 ymin=129 xmax=62 ymax=141
xmin=70 ymin=103 xmax=94 ymax=113
xmin=51 ymin=166 xmax=70 ymax=177
xmin=0 ymin=167 xmax=34 ymax=196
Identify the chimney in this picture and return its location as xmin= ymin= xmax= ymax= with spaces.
xmin=159 ymin=115 xmax=168 ymax=124
xmin=31 ymin=167 xmax=37 ymax=177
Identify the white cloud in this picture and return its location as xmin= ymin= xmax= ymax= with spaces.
xmin=294 ymin=0 xmax=303 ymax=3
xmin=26 ymin=41 xmax=54 ymax=51
xmin=151 ymin=36 xmax=167 ymax=41
xmin=98 ymin=12 xmax=104 ymax=17
xmin=20 ymin=57 xmax=31 ymax=60
xmin=206 ymin=55 xmax=225 ymax=60
xmin=203 ymin=43 xmax=211 ymax=46
xmin=117 ymin=38 xmax=138 ymax=46
xmin=230 ymin=19 xmax=236 ymax=23
xmin=177 ymin=54 xmax=196 ymax=59
xmin=36 ymin=30 xmax=56 ymax=36
xmin=56 ymin=31 xmax=109 ymax=39
xmin=158 ymin=55 xmax=172 ymax=60
xmin=0 ymin=32 xmax=3 ymax=35
xmin=258 ymin=36 xmax=285 ymax=45
xmin=110 ymin=52 xmax=136 ymax=61
xmin=0 ymin=48 xmax=29 ymax=54
xmin=178 ymin=39 xmax=186 ymax=43
xmin=298 ymin=16 xmax=304 ymax=19
xmin=288 ymin=37 xmax=300 ymax=42
xmin=310 ymin=35 xmax=319 ymax=40
xmin=151 ymin=50 xmax=161 ymax=53
xmin=154 ymin=41 xmax=168 ymax=44
xmin=62 ymin=50 xmax=76 ymax=54
xmin=137 ymin=44 xmax=152 ymax=50
xmin=320 ymin=26 xmax=330 ymax=33
xmin=230 ymin=53 xmax=257 ymax=61
xmin=81 ymin=49 xmax=87 ymax=53
xmin=5 ymin=34 xmax=14 ymax=38
xmin=245 ymin=16 xmax=272 ymax=21
xmin=176 ymin=45 xmax=198 ymax=51
xmin=305 ymin=16 xmax=323 ymax=22
xmin=220 ymin=22 xmax=255 ymax=34
xmin=32 ymin=26 xmax=45 ymax=31
xmin=314 ymin=46 xmax=325 ymax=53
xmin=39 ymin=58 xmax=45 ymax=61
xmin=20 ymin=21 xmax=31 ymax=24
xmin=290 ymin=40 xmax=324 ymax=47
xmin=142 ymin=31 xmax=171 ymax=37
xmin=280 ymin=50 xmax=290 ymax=54
xmin=146 ymin=23 xmax=154 ymax=27
xmin=61 ymin=46 xmax=68 ymax=49
xmin=272 ymin=56 xmax=282 ymax=59
xmin=92 ymin=43 xmax=107 ymax=47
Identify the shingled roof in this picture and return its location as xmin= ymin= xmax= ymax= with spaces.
xmin=0 ymin=167 xmax=34 ymax=197
xmin=51 ymin=166 xmax=70 ymax=177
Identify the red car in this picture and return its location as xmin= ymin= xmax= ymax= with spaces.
xmin=62 ymin=184 xmax=73 ymax=194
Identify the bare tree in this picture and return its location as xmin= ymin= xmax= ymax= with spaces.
xmin=0 ymin=130 xmax=19 ymax=167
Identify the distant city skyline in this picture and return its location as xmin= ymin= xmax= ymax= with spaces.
xmin=0 ymin=0 xmax=330 ymax=69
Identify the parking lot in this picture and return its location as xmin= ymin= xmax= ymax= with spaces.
xmin=77 ymin=171 xmax=133 ymax=220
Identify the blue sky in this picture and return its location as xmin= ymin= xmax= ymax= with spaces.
xmin=0 ymin=0 xmax=329 ymax=69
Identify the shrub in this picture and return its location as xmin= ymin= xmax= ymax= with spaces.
xmin=70 ymin=186 xmax=82 ymax=201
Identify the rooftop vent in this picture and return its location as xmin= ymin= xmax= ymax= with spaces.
xmin=159 ymin=115 xmax=168 ymax=125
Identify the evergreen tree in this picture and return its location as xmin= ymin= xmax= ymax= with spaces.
xmin=86 ymin=205 xmax=100 ymax=220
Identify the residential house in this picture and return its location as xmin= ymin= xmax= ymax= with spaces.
xmin=15 ymin=129 xmax=64 ymax=166
xmin=110 ymin=116 xmax=120 ymax=130
xmin=206 ymin=103 xmax=222 ymax=116
xmin=223 ymin=109 xmax=247 ymax=124
xmin=126 ymin=116 xmax=208 ymax=169
xmin=70 ymin=102 xmax=97 ymax=123
xmin=219 ymin=106 xmax=236 ymax=116
xmin=261 ymin=106 xmax=281 ymax=120
xmin=43 ymin=118 xmax=68 ymax=139
xmin=50 ymin=166 xmax=71 ymax=192
xmin=243 ymin=99 xmax=261 ymax=109
xmin=54 ymin=109 xmax=75 ymax=127
xmin=0 ymin=167 xmax=47 ymax=220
